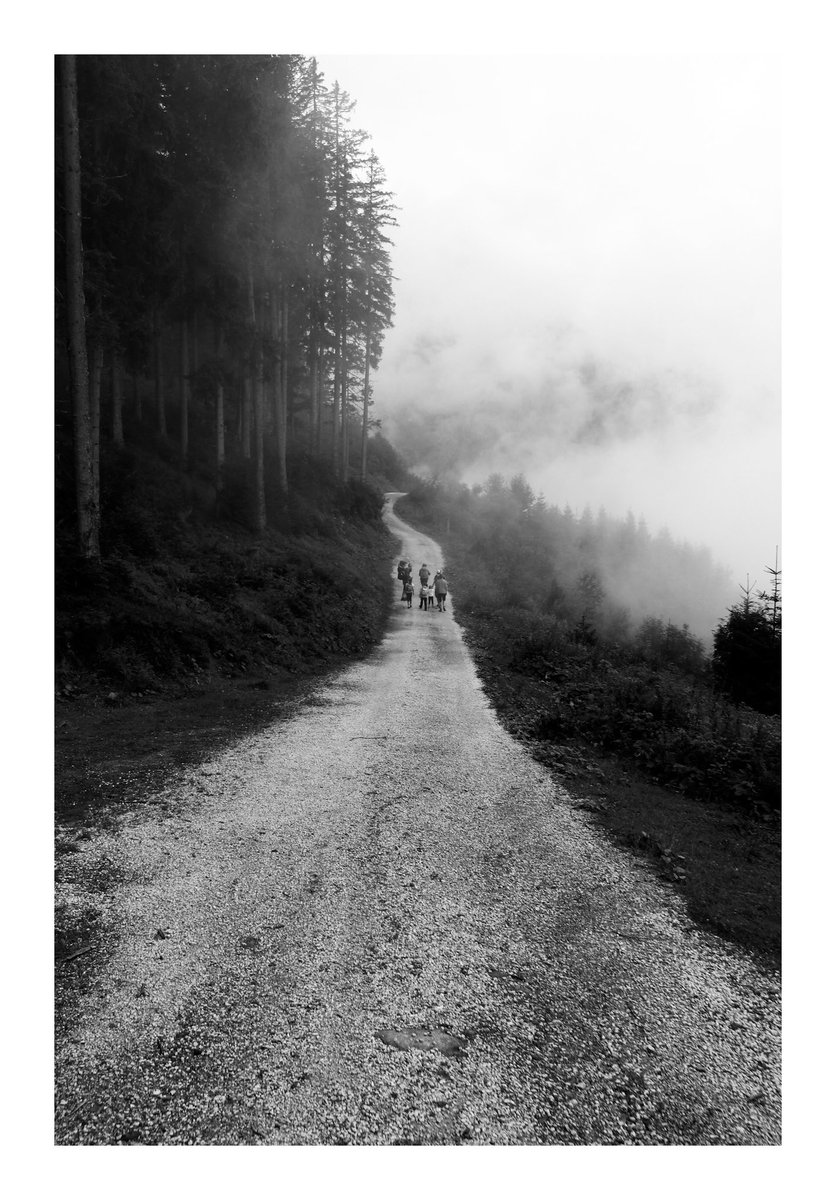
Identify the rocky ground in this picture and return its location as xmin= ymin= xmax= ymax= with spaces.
xmin=55 ymin=496 xmax=780 ymax=1145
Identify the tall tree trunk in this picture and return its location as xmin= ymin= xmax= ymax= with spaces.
xmin=214 ymin=322 xmax=225 ymax=497
xmin=309 ymin=338 xmax=319 ymax=455
xmin=59 ymin=54 xmax=99 ymax=558
xmin=215 ymin=379 xmax=225 ymax=493
xmin=191 ymin=311 xmax=200 ymax=385
xmin=89 ymin=341 xmax=103 ymax=501
xmin=248 ymin=266 xmax=266 ymax=531
xmin=331 ymin=84 xmax=343 ymax=479
xmin=111 ymin=349 xmax=124 ymax=447
xmin=133 ymin=372 xmax=142 ymax=423
xmin=360 ymin=327 xmax=371 ymax=482
xmin=179 ymin=317 xmax=190 ymax=466
xmin=315 ymin=351 xmax=326 ymax=457
xmin=331 ymin=332 xmax=341 ymax=476
xmin=279 ymin=286 xmax=289 ymax=495
xmin=253 ymin=345 xmax=266 ymax=532
xmin=272 ymin=286 xmax=289 ymax=498
xmin=340 ymin=324 xmax=349 ymax=481
xmin=153 ymin=308 xmax=167 ymax=437
xmin=242 ymin=375 xmax=252 ymax=459
xmin=339 ymin=373 xmax=347 ymax=481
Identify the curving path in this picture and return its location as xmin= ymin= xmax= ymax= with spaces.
xmin=55 ymin=494 xmax=780 ymax=1145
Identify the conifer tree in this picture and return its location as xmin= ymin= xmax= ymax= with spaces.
xmin=58 ymin=53 xmax=99 ymax=558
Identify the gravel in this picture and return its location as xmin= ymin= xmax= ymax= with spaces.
xmin=54 ymin=495 xmax=780 ymax=1145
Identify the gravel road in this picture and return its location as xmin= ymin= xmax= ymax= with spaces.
xmin=55 ymin=494 xmax=780 ymax=1145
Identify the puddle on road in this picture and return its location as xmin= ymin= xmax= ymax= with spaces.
xmin=376 ymin=1027 xmax=467 ymax=1058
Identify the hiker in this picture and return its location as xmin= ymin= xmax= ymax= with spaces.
xmin=401 ymin=562 xmax=413 ymax=600
xmin=418 ymin=563 xmax=431 ymax=587
xmin=419 ymin=582 xmax=431 ymax=611
xmin=403 ymin=579 xmax=414 ymax=608
xmin=434 ymin=570 xmax=448 ymax=612
xmin=397 ymin=560 xmax=407 ymax=581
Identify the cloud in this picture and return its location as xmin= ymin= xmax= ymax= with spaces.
xmin=318 ymin=54 xmax=780 ymax=583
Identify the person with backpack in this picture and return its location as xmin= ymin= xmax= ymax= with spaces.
xmin=401 ymin=562 xmax=412 ymax=600
xmin=418 ymin=563 xmax=431 ymax=587
xmin=403 ymin=579 xmax=414 ymax=608
xmin=418 ymin=582 xmax=431 ymax=611
xmin=434 ymin=570 xmax=448 ymax=612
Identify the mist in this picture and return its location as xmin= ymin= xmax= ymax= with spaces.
xmin=317 ymin=54 xmax=780 ymax=591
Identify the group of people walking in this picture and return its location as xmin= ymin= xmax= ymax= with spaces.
xmin=397 ymin=560 xmax=448 ymax=612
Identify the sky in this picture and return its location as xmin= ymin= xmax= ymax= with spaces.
xmin=317 ymin=54 xmax=780 ymax=588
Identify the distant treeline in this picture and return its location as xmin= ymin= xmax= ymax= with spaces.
xmin=398 ymin=473 xmax=780 ymax=813
xmin=411 ymin=472 xmax=734 ymax=644
xmin=56 ymin=54 xmax=396 ymax=558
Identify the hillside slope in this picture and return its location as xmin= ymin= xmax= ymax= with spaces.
xmin=55 ymin=433 xmax=401 ymax=822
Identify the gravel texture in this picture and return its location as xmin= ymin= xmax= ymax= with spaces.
xmin=54 ymin=495 xmax=780 ymax=1145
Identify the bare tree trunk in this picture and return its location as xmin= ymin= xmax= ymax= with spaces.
xmin=179 ymin=318 xmax=190 ymax=466
xmin=59 ymin=54 xmax=99 ymax=558
xmin=214 ymin=322 xmax=225 ymax=496
xmin=215 ymin=381 xmax=225 ymax=488
xmin=309 ymin=333 xmax=319 ymax=455
xmin=248 ymin=266 xmax=266 ymax=531
xmin=331 ymin=336 xmax=341 ymax=476
xmin=279 ymin=286 xmax=289 ymax=496
xmin=191 ymin=311 xmax=200 ymax=381
xmin=89 ymin=341 xmax=103 ymax=498
xmin=253 ymin=346 xmax=266 ymax=532
xmin=315 ymin=353 xmax=325 ymax=456
xmin=111 ymin=349 xmax=124 ymax=447
xmin=154 ymin=308 xmax=167 ymax=437
xmin=340 ymin=325 xmax=349 ymax=482
xmin=271 ymin=288 xmax=289 ymax=497
xmin=242 ymin=376 xmax=252 ymax=459
xmin=235 ymin=373 xmax=243 ymax=445
xmin=360 ymin=328 xmax=371 ymax=482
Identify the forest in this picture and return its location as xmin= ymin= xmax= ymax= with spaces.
xmin=57 ymin=54 xmax=397 ymax=556
xmin=56 ymin=54 xmax=409 ymax=690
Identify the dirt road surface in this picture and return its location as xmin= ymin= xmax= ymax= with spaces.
xmin=55 ymin=495 xmax=780 ymax=1145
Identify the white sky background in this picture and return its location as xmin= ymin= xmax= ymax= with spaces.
xmin=318 ymin=54 xmax=780 ymax=587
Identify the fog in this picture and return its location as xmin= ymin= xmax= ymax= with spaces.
xmin=317 ymin=54 xmax=780 ymax=588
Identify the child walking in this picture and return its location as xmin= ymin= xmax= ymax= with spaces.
xmin=404 ymin=580 xmax=414 ymax=608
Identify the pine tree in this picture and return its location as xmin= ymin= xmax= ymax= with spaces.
xmin=58 ymin=54 xmax=99 ymax=558
xmin=357 ymin=151 xmax=396 ymax=480
xmin=57 ymin=55 xmax=398 ymax=536
xmin=713 ymin=571 xmax=781 ymax=714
